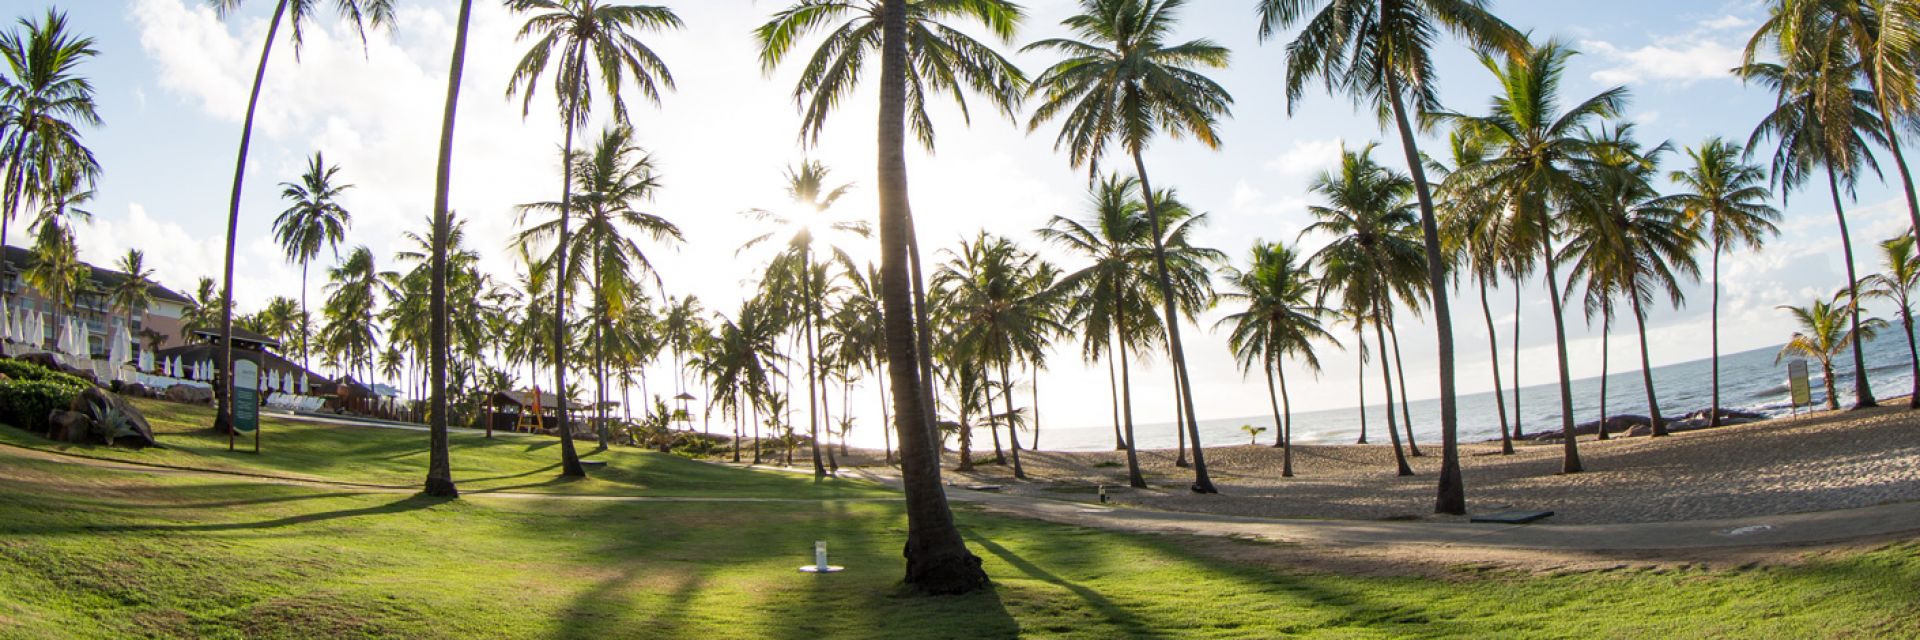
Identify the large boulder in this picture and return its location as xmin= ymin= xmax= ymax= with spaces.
xmin=122 ymin=383 xmax=152 ymax=399
xmin=47 ymin=409 xmax=92 ymax=443
xmin=16 ymin=352 xmax=60 ymax=372
xmin=165 ymin=384 xmax=214 ymax=405
xmin=70 ymin=387 xmax=157 ymax=448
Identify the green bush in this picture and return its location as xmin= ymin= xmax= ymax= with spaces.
xmin=0 ymin=378 xmax=87 ymax=433
xmin=0 ymin=358 xmax=91 ymax=388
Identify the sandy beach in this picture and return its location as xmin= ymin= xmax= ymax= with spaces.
xmin=820 ymin=401 xmax=1920 ymax=525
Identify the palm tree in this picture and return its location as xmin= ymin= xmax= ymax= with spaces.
xmin=320 ymin=246 xmax=391 ymax=385
xmin=1667 ymin=138 xmax=1780 ymax=425
xmin=1304 ymin=143 xmax=1424 ymax=477
xmin=1745 ymin=0 xmax=1920 ymax=251
xmin=1565 ymin=124 xmax=1701 ymax=438
xmin=518 ymin=125 xmax=680 ymax=451
xmin=1779 ymin=294 xmax=1888 ymax=410
xmin=1741 ymin=31 xmax=1887 ymax=410
xmin=1441 ymin=39 xmax=1626 ymax=473
xmin=207 ymin=0 xmax=391 ymax=434
xmin=743 ymin=160 xmax=868 ymax=480
xmin=1026 ymin=0 xmax=1232 ymax=493
xmin=23 ymin=219 xmax=85 ymax=338
xmin=1259 ymin=0 xmax=1523 ymax=514
xmin=1435 ymin=128 xmax=1518 ymax=454
xmin=1864 ymin=234 xmax=1920 ymax=407
xmin=418 ymin=0 xmax=477 ymax=496
xmin=0 ymin=10 xmax=99 ymax=358
xmin=1217 ymin=240 xmax=1334 ymax=477
xmin=252 ymin=296 xmax=302 ymax=350
xmin=757 ymin=0 xmax=1026 ymax=593
xmin=181 ymin=277 xmax=223 ymax=339
xmin=1038 ymin=175 xmax=1160 ymax=485
xmin=107 ymin=249 xmax=154 ymax=323
xmin=506 ymin=0 xmax=681 ymax=477
xmin=831 ymin=262 xmax=890 ymax=463
xmin=933 ymin=234 xmax=1063 ymax=481
xmin=273 ymin=151 xmax=352 ymax=374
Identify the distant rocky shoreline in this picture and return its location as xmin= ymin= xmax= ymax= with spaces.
xmin=1509 ymin=408 xmax=1771 ymax=443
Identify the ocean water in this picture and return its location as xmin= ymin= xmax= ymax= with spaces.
xmin=1034 ymin=331 xmax=1920 ymax=452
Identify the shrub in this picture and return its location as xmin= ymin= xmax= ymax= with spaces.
xmin=0 ymin=358 xmax=91 ymax=389
xmin=0 ymin=378 xmax=87 ymax=433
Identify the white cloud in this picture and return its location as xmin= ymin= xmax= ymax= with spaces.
xmin=1585 ymin=39 xmax=1741 ymax=86
xmin=1263 ymin=138 xmax=1343 ymax=176
xmin=1700 ymin=15 xmax=1753 ymax=31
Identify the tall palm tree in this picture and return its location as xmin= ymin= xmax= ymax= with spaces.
xmin=934 ymin=234 xmax=1063 ymax=480
xmin=1304 ymin=143 xmax=1424 ymax=477
xmin=506 ymin=0 xmax=681 ymax=477
xmin=1741 ymin=30 xmax=1887 ymax=410
xmin=107 ymin=249 xmax=154 ymax=323
xmin=742 ymin=160 xmax=868 ymax=480
xmin=1746 ymin=0 xmax=1920 ymax=250
xmin=207 ymin=0 xmax=391 ymax=434
xmin=1026 ymin=0 xmax=1232 ymax=493
xmin=274 ymin=151 xmax=352 ymax=375
xmin=1563 ymin=124 xmax=1700 ymax=439
xmin=757 ymin=0 xmax=1025 ymax=593
xmin=1667 ymin=138 xmax=1780 ymax=425
xmin=518 ymin=125 xmax=680 ymax=451
xmin=420 ymin=0 xmax=476 ymax=497
xmin=1441 ymin=39 xmax=1625 ymax=473
xmin=1864 ymin=234 xmax=1920 ymax=407
xmin=1217 ymin=240 xmax=1334 ymax=478
xmin=1779 ymin=294 xmax=1888 ymax=410
xmin=23 ymin=219 xmax=85 ymax=338
xmin=320 ymin=246 xmax=391 ymax=386
xmin=1259 ymin=0 xmax=1524 ymax=513
xmin=831 ymin=262 xmax=891 ymax=462
xmin=1435 ymin=128 xmax=1518 ymax=454
xmin=0 ymin=9 xmax=98 ymax=358
xmin=1038 ymin=175 xmax=1160 ymax=485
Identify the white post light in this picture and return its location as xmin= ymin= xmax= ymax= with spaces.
xmin=799 ymin=540 xmax=844 ymax=574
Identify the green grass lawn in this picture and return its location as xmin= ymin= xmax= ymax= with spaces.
xmin=0 ymin=399 xmax=887 ymax=499
xmin=0 ymin=402 xmax=1917 ymax=638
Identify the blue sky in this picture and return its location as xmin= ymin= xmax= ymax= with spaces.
xmin=43 ymin=0 xmax=1918 ymax=440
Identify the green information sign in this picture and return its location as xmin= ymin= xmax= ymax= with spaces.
xmin=1787 ymin=360 xmax=1811 ymax=408
xmin=234 ymin=359 xmax=260 ymax=434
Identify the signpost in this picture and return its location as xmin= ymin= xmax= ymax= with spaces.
xmin=1787 ymin=360 xmax=1811 ymax=419
xmin=234 ymin=359 xmax=260 ymax=452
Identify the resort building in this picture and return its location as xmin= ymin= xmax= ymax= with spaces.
xmin=0 ymin=244 xmax=192 ymax=366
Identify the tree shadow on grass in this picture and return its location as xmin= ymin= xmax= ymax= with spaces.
xmin=969 ymin=532 xmax=1165 ymax=639
xmin=66 ymin=494 xmax=451 ymax=534
xmin=461 ymin=473 xmax=587 ymax=494
xmin=454 ymin=463 xmax=563 ymax=486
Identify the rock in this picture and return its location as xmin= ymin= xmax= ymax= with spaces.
xmin=70 ymin=387 xmax=158 ymax=448
xmin=16 ymin=353 xmax=60 ymax=371
xmin=47 ymin=410 xmax=92 ymax=443
xmin=123 ymin=383 xmax=151 ymax=399
xmin=165 ymin=384 xmax=214 ymax=404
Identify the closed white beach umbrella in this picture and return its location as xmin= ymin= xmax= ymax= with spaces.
xmin=0 ymin=299 xmax=10 ymax=343
xmin=140 ymin=348 xmax=154 ymax=372
xmin=109 ymin=326 xmax=130 ymax=365
xmin=300 ymin=374 xmax=310 ymax=395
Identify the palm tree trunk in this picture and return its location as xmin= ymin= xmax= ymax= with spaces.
xmin=1823 ymin=359 xmax=1839 ymax=411
xmin=987 ymin=371 xmax=1005 ymax=464
xmin=1710 ymin=240 xmax=1722 ymax=427
xmin=1356 ymin=326 xmax=1368 ymax=445
xmin=1030 ymin=368 xmax=1041 ymax=450
xmin=1385 ymin=76 xmax=1462 ymax=512
xmin=1904 ymin=305 xmax=1918 ymax=409
xmin=1827 ymin=166 xmax=1877 ymax=409
xmin=1263 ymin=355 xmax=1283 ymax=447
xmin=216 ymin=0 xmax=289 ymax=436
xmin=1373 ymin=297 xmax=1413 ymax=477
xmin=1172 ymin=371 xmax=1187 ymax=467
xmin=803 ymin=249 xmax=826 ymax=481
xmin=1512 ymin=280 xmax=1524 ymax=439
xmin=879 ymin=365 xmax=893 ymax=464
xmin=593 ymin=267 xmax=608 ymax=452
xmin=1597 ymin=315 xmax=1610 ymax=441
xmin=422 ymin=0 xmax=472 ymax=501
xmin=1386 ymin=311 xmax=1419 ymax=456
xmin=1130 ymin=151 xmax=1214 ymax=494
xmin=999 ymin=359 xmax=1025 ymax=480
xmin=1117 ymin=303 xmax=1146 ymax=489
xmin=300 ymin=260 xmax=312 ymax=375
xmin=1629 ymin=289 xmax=1666 ymax=437
xmin=875 ymin=0 xmax=985 ymax=594
xmin=752 ymin=403 xmax=762 ymax=464
xmin=1277 ymin=362 xmax=1294 ymax=478
xmin=550 ymin=53 xmax=586 ymax=478
xmin=1869 ymin=77 xmax=1920 ymax=255
xmin=1480 ymin=276 xmax=1513 ymax=454
xmin=732 ymin=402 xmax=741 ymax=463
xmin=1106 ymin=331 xmax=1125 ymax=450
xmin=1540 ymin=222 xmax=1583 ymax=473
